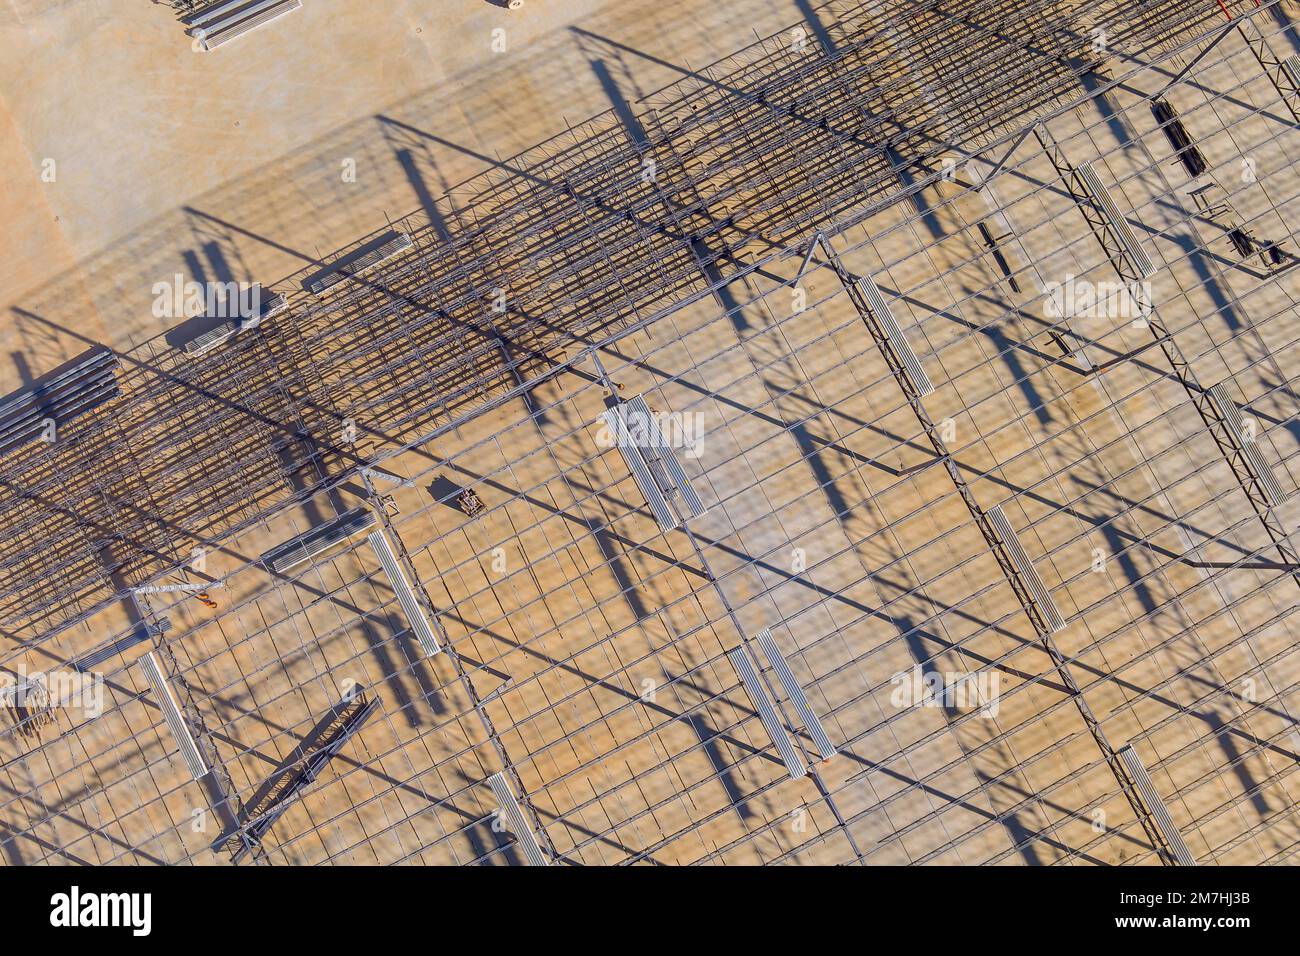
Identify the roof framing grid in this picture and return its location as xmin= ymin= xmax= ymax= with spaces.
xmin=3 ymin=0 xmax=1300 ymax=866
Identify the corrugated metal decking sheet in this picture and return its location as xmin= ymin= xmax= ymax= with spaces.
xmin=182 ymin=293 xmax=287 ymax=356
xmin=855 ymin=276 xmax=934 ymax=396
xmin=1207 ymin=383 xmax=1287 ymax=506
xmin=755 ymin=629 xmax=837 ymax=760
xmin=487 ymin=772 xmax=549 ymax=866
xmin=191 ymin=0 xmax=274 ymax=25
xmin=308 ymin=231 xmax=413 ymax=294
xmin=197 ymin=0 xmax=302 ymax=51
xmin=1118 ymin=744 xmax=1197 ymax=866
xmin=263 ymin=507 xmax=377 ymax=574
xmin=602 ymin=406 xmax=678 ymax=531
xmin=1076 ymin=162 xmax=1156 ymax=278
xmin=987 ymin=506 xmax=1067 ymax=633
xmin=728 ymin=647 xmax=807 ymax=780
xmin=1241 ymin=439 xmax=1287 ymax=507
xmin=140 ymin=652 xmax=208 ymax=781
xmin=366 ymin=530 xmax=442 ymax=655
xmin=75 ymin=620 xmax=167 ymax=672
xmin=626 ymin=395 xmax=707 ymax=518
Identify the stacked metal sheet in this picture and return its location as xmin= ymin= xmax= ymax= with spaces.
xmin=307 ymin=231 xmax=413 ymax=294
xmin=189 ymin=0 xmax=302 ymax=52
xmin=987 ymin=505 xmax=1067 ymax=633
xmin=140 ymin=652 xmax=208 ymax=781
xmin=1117 ymin=744 xmax=1197 ymax=865
xmin=728 ymin=646 xmax=807 ymax=780
xmin=755 ymin=629 xmax=837 ymax=761
xmin=856 ymin=276 xmax=934 ymax=396
xmin=261 ymin=507 xmax=377 ymax=574
xmin=0 ymin=346 xmax=119 ymax=457
xmin=366 ymin=529 xmax=442 ymax=655
xmin=601 ymin=395 xmax=707 ymax=532
xmin=1285 ymin=54 xmax=1300 ymax=91
xmin=74 ymin=620 xmax=170 ymax=673
xmin=180 ymin=291 xmax=287 ymax=356
xmin=1207 ymin=383 xmax=1287 ymax=506
xmin=487 ymin=772 xmax=549 ymax=866
xmin=1076 ymin=162 xmax=1156 ymax=278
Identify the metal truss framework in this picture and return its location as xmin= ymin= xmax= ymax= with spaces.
xmin=0 ymin=0 xmax=1231 ymax=645
xmin=811 ymin=230 xmax=1182 ymax=865
xmin=2 ymin=0 xmax=1300 ymax=867
xmin=1033 ymin=110 xmax=1300 ymax=593
xmin=1237 ymin=13 xmax=1300 ymax=122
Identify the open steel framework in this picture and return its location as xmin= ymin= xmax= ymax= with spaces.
xmin=3 ymin=0 xmax=1300 ymax=865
